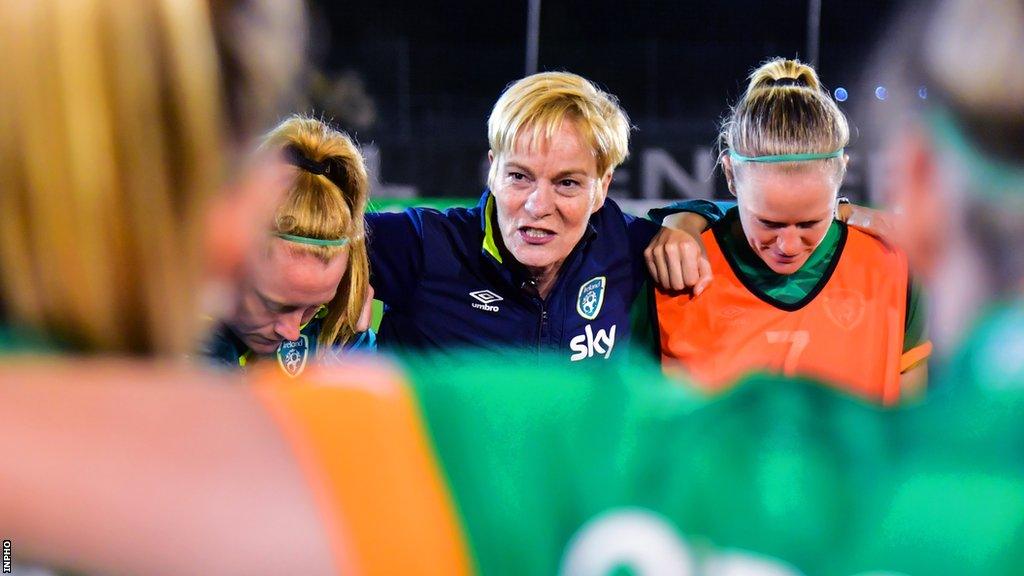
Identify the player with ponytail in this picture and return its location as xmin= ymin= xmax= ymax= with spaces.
xmin=657 ymin=58 xmax=931 ymax=404
xmin=207 ymin=115 xmax=374 ymax=376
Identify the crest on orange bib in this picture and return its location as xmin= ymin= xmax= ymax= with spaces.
xmin=823 ymin=289 xmax=866 ymax=330
xmin=277 ymin=334 xmax=310 ymax=378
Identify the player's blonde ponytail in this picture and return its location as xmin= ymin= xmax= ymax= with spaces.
xmin=260 ymin=115 xmax=370 ymax=350
xmin=720 ymin=58 xmax=849 ymax=169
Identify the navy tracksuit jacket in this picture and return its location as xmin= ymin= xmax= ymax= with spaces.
xmin=366 ymin=190 xmax=669 ymax=362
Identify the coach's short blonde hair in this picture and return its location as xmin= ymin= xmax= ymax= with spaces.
xmin=487 ymin=72 xmax=630 ymax=185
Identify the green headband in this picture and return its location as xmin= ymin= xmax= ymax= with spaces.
xmin=729 ymin=148 xmax=845 ymax=163
xmin=927 ymin=107 xmax=1024 ymax=202
xmin=275 ymin=233 xmax=350 ymax=247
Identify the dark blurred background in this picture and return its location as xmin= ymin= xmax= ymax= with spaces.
xmin=306 ymin=0 xmax=901 ymax=207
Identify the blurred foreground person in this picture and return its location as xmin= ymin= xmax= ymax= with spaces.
xmin=4 ymin=1 xmax=1024 ymax=576
xmin=657 ymin=58 xmax=930 ymax=404
xmin=206 ymin=115 xmax=375 ymax=377
xmin=0 ymin=0 xmax=337 ymax=574
xmin=867 ymin=0 xmax=1024 ymax=393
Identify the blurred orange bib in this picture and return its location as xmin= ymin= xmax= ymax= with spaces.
xmin=657 ymin=225 xmax=908 ymax=405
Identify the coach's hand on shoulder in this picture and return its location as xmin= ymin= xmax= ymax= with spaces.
xmin=837 ymin=202 xmax=896 ymax=248
xmin=645 ymin=212 xmax=713 ymax=295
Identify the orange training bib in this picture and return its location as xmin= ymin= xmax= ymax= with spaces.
xmin=657 ymin=224 xmax=909 ymax=405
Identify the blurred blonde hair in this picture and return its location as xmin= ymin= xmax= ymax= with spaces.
xmin=865 ymin=0 xmax=1024 ymax=173
xmin=487 ymin=72 xmax=630 ymax=186
xmin=0 ymin=0 xmax=306 ymax=357
xmin=721 ymin=58 xmax=849 ymax=178
xmin=261 ymin=116 xmax=370 ymax=349
xmin=868 ymin=0 xmax=1024 ymax=290
xmin=0 ymin=0 xmax=224 ymax=356
xmin=924 ymin=0 xmax=1024 ymax=119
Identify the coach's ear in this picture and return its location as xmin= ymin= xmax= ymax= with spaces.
xmin=486 ymin=150 xmax=498 ymax=190
xmin=591 ymin=171 xmax=612 ymax=213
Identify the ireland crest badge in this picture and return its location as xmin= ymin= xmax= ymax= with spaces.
xmin=577 ymin=276 xmax=607 ymax=320
xmin=277 ymin=334 xmax=310 ymax=378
